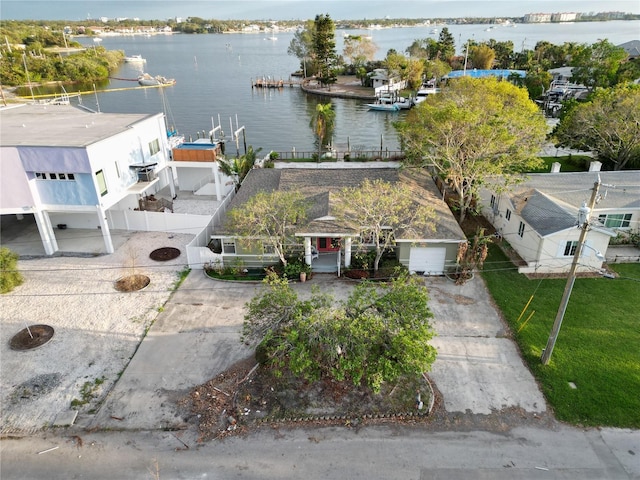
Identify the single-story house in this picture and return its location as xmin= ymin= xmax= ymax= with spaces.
xmin=209 ymin=166 xmax=467 ymax=275
xmin=479 ymin=170 xmax=640 ymax=274
xmin=369 ymin=69 xmax=406 ymax=94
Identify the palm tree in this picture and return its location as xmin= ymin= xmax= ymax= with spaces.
xmin=310 ymin=102 xmax=335 ymax=160
xmin=217 ymin=145 xmax=261 ymax=191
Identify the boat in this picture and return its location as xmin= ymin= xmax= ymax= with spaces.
xmin=93 ymin=37 xmax=103 ymax=43
xmin=124 ymin=54 xmax=146 ymax=63
xmin=138 ymin=73 xmax=176 ymax=87
xmin=414 ymin=81 xmax=440 ymax=104
xmin=366 ymin=96 xmax=400 ymax=112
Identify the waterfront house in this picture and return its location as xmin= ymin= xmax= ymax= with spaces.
xmin=0 ymin=103 xmax=214 ymax=256
xmin=478 ymin=169 xmax=640 ymax=274
xmin=209 ymin=166 xmax=467 ymax=275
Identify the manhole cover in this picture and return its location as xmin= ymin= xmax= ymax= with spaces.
xmin=149 ymin=247 xmax=181 ymax=261
xmin=114 ymin=274 xmax=150 ymax=292
xmin=10 ymin=325 xmax=55 ymax=351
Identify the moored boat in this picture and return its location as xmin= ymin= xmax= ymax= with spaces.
xmin=366 ymin=97 xmax=400 ymax=112
xmin=124 ymin=54 xmax=146 ymax=63
xmin=138 ymin=73 xmax=176 ymax=87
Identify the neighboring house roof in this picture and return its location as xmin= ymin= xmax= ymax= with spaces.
xmin=618 ymin=39 xmax=640 ymax=58
xmin=503 ymin=171 xmax=640 ymax=235
xmin=218 ymin=167 xmax=466 ymax=242
xmin=512 ymin=189 xmax=577 ymax=236
xmin=0 ymin=104 xmax=154 ymax=148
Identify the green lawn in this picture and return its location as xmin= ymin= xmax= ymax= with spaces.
xmin=481 ymin=244 xmax=640 ymax=428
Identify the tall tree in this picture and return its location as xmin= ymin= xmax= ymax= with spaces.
xmin=227 ymin=190 xmax=309 ymax=266
xmin=244 ymin=273 xmax=437 ymax=393
xmin=287 ymin=20 xmax=316 ymax=77
xmin=310 ymin=102 xmax=335 ymax=158
xmin=334 ymin=178 xmax=435 ymax=273
xmin=436 ymin=27 xmax=456 ymax=61
xmin=395 ymin=77 xmax=546 ymax=222
xmin=553 ymin=83 xmax=640 ymax=170
xmin=313 ymin=14 xmax=338 ymax=87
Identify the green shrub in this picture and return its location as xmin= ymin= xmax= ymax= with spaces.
xmin=0 ymin=247 xmax=23 ymax=294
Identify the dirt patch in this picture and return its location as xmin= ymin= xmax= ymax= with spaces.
xmin=114 ymin=274 xmax=150 ymax=292
xmin=149 ymin=247 xmax=181 ymax=261
xmin=9 ymin=325 xmax=55 ymax=351
xmin=182 ymin=357 xmax=434 ymax=441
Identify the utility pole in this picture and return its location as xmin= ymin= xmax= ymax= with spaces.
xmin=541 ymin=177 xmax=601 ymax=365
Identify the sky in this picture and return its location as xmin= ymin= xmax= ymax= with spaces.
xmin=1 ymin=0 xmax=639 ymax=21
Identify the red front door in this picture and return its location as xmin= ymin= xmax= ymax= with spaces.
xmin=317 ymin=237 xmax=340 ymax=252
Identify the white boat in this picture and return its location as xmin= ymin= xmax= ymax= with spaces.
xmin=414 ymin=82 xmax=440 ymax=104
xmin=366 ymin=96 xmax=400 ymax=112
xmin=124 ymin=54 xmax=146 ymax=63
xmin=138 ymin=73 xmax=176 ymax=87
xmin=93 ymin=37 xmax=103 ymax=43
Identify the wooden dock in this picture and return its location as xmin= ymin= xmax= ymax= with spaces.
xmin=251 ymin=77 xmax=301 ymax=89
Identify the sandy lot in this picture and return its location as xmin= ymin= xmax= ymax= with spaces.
xmin=0 ymin=232 xmax=193 ymax=434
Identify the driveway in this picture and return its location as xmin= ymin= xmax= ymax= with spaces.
xmin=92 ymin=272 xmax=545 ymax=431
xmin=425 ymin=276 xmax=546 ymax=415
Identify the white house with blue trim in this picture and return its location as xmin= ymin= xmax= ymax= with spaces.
xmin=0 ymin=103 xmax=177 ymax=255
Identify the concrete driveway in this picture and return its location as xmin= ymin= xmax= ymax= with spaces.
xmin=425 ymin=276 xmax=546 ymax=415
xmin=92 ymin=271 xmax=545 ymax=431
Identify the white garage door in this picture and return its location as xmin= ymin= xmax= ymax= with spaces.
xmin=409 ymin=247 xmax=447 ymax=275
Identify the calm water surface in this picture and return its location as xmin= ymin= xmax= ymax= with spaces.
xmin=62 ymin=21 xmax=639 ymax=153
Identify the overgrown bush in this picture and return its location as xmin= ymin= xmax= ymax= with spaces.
xmin=0 ymin=247 xmax=24 ymax=294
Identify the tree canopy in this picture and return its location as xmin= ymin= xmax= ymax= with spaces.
xmin=226 ymin=190 xmax=309 ymax=266
xmin=217 ymin=145 xmax=261 ymax=191
xmin=0 ymin=247 xmax=24 ymax=294
xmin=342 ymin=35 xmax=378 ymax=68
xmin=333 ymin=178 xmax=435 ymax=273
xmin=395 ymin=77 xmax=547 ymax=222
xmin=553 ymin=83 xmax=640 ymax=170
xmin=243 ymin=273 xmax=437 ymax=393
xmin=569 ymin=39 xmax=627 ymax=90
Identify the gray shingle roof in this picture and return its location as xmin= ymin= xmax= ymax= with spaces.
xmin=505 ymin=171 xmax=640 ymax=235
xmin=217 ymin=167 xmax=466 ymax=241
xmin=512 ymin=189 xmax=577 ymax=236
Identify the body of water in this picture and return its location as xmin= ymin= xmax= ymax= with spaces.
xmin=56 ymin=20 xmax=640 ymax=154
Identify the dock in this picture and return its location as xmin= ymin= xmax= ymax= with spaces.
xmin=251 ymin=77 xmax=301 ymax=89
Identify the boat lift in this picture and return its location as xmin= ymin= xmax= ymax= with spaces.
xmin=201 ymin=114 xmax=247 ymax=158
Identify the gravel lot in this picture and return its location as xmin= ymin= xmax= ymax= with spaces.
xmin=0 ymin=232 xmax=193 ymax=434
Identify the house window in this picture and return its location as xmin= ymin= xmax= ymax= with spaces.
xmin=505 ymin=209 xmax=511 ymax=221
xmin=149 ymin=138 xmax=161 ymax=156
xmin=518 ymin=222 xmax=525 ymax=238
xmin=35 ymin=172 xmax=75 ymax=181
xmin=563 ymin=241 xmax=578 ymax=256
xmin=263 ymin=244 xmax=275 ymax=255
xmin=96 ymin=169 xmax=108 ymax=196
xmin=490 ymin=194 xmax=496 ymax=208
xmin=115 ymin=162 xmax=121 ymax=178
xmin=223 ymin=240 xmax=236 ymax=254
xmin=598 ymin=213 xmax=632 ymax=229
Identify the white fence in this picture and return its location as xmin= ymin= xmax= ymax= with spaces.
xmin=107 ymin=209 xmax=211 ymax=235
xmin=186 ymin=186 xmax=237 ymax=270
